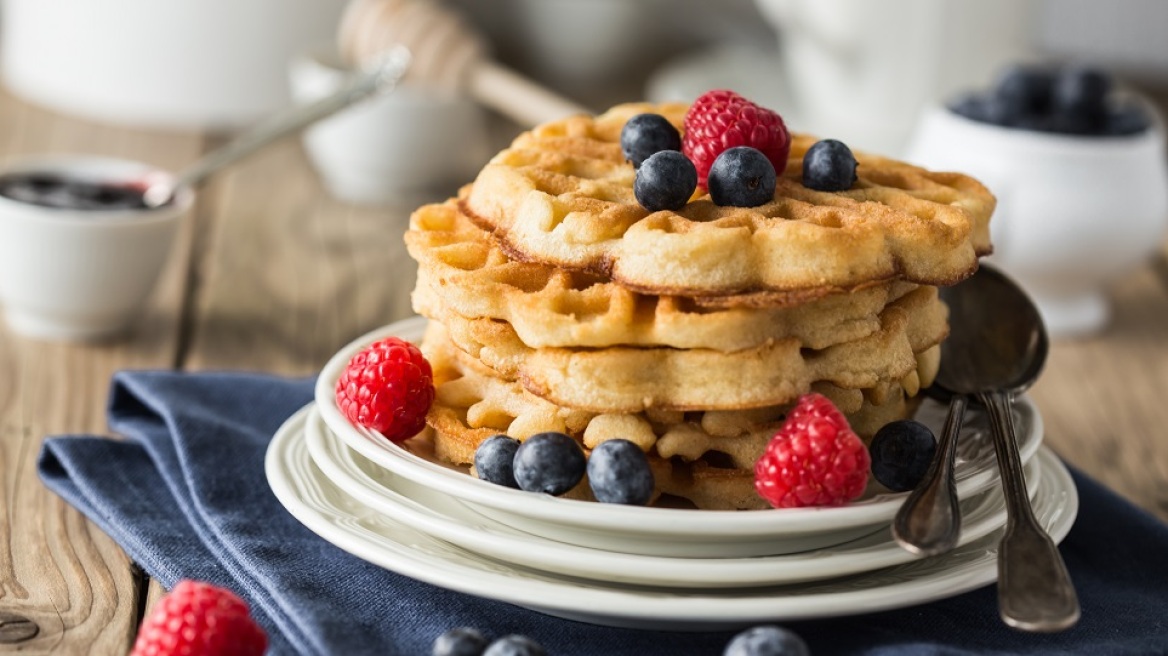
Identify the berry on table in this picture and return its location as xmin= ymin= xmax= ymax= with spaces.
xmin=335 ymin=337 xmax=434 ymax=442
xmin=587 ymin=439 xmax=655 ymax=505
xmin=724 ymin=625 xmax=811 ymax=656
xmin=621 ymin=113 xmax=682 ymax=168
xmin=801 ymin=139 xmax=858 ymax=192
xmin=683 ymin=89 xmax=791 ymax=189
xmin=130 ymin=580 xmax=267 ymax=656
xmin=708 ymin=146 xmax=776 ymax=207
xmin=868 ymin=420 xmax=938 ymax=492
xmin=513 ymin=432 xmax=586 ymax=495
xmin=754 ymin=393 xmax=870 ymax=508
xmin=433 ymin=627 xmax=490 ymax=656
xmin=483 ymin=634 xmax=547 ymax=656
xmin=474 ymin=435 xmax=522 ymax=488
xmin=634 ymin=150 xmax=698 ymax=211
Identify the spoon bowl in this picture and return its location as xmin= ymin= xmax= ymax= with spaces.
xmin=936 ymin=266 xmax=1048 ymax=396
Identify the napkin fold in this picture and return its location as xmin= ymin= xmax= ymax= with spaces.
xmin=38 ymin=371 xmax=1168 ymax=655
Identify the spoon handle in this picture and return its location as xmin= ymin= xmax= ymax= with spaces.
xmin=144 ymin=46 xmax=411 ymax=207
xmin=892 ymin=394 xmax=967 ymax=556
xmin=980 ymin=390 xmax=1080 ymax=632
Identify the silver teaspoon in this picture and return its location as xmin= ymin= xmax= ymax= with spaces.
xmin=934 ymin=264 xmax=1078 ymax=631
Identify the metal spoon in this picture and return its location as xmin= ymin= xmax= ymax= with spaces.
xmin=141 ymin=46 xmax=411 ymax=208
xmin=910 ymin=264 xmax=1079 ymax=631
xmin=892 ymin=381 xmax=967 ymax=557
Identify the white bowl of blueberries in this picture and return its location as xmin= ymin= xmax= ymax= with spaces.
xmin=0 ymin=156 xmax=192 ymax=341
xmin=905 ymin=64 xmax=1168 ymax=337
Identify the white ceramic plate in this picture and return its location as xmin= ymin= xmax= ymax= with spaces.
xmin=314 ymin=318 xmax=1046 ymax=558
xmin=305 ymin=403 xmax=1043 ymax=588
xmin=268 ymin=406 xmax=1079 ymax=630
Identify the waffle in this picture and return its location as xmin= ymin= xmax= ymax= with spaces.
xmin=462 ymin=102 xmax=994 ymax=300
xmin=421 ymin=325 xmax=927 ymax=509
xmin=407 ymin=198 xmax=921 ymax=352
xmin=421 ymin=284 xmax=947 ymax=413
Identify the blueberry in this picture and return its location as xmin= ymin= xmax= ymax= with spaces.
xmin=621 ymin=113 xmax=682 ymax=168
xmin=512 ymin=432 xmax=586 ymax=495
xmin=433 ymin=627 xmax=489 ymax=656
xmin=474 ymin=435 xmax=521 ymax=488
xmin=801 ymin=139 xmax=858 ymax=192
xmin=586 ymin=439 xmax=654 ymax=505
xmin=708 ymin=146 xmax=776 ymax=207
xmin=993 ymin=64 xmax=1055 ymax=119
xmin=634 ymin=150 xmax=697 ymax=211
xmin=724 ymin=625 xmax=811 ymax=656
xmin=869 ymin=420 xmax=938 ymax=492
xmin=949 ymin=93 xmax=1019 ymax=127
xmin=1052 ymin=66 xmax=1112 ymax=133
xmin=482 ymin=635 xmax=546 ymax=656
xmin=1105 ymin=103 xmax=1151 ymax=136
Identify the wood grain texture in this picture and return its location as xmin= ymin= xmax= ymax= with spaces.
xmin=180 ymin=139 xmax=450 ymax=374
xmin=0 ymin=90 xmax=205 ymax=653
xmin=1029 ymin=260 xmax=1168 ymax=520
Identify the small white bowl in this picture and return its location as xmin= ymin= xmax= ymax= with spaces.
xmin=904 ymin=103 xmax=1168 ymax=337
xmin=288 ymin=47 xmax=491 ymax=206
xmin=0 ymin=156 xmax=192 ymax=341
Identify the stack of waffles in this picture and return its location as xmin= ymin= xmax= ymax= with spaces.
xmin=404 ymin=102 xmax=994 ymax=510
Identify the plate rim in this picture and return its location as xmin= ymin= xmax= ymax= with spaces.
xmin=302 ymin=403 xmax=1053 ymax=588
xmin=314 ymin=317 xmax=1046 ymax=538
xmin=267 ymin=405 xmax=1080 ymax=627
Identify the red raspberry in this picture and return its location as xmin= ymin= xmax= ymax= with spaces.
xmin=683 ymin=89 xmax=791 ymax=189
xmin=130 ymin=580 xmax=267 ymax=656
xmin=754 ymin=393 xmax=870 ymax=508
xmin=335 ymin=337 xmax=434 ymax=442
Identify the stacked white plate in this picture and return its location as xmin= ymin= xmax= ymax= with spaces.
xmin=265 ymin=318 xmax=1080 ymax=630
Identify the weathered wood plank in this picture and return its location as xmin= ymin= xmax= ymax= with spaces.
xmin=1029 ymin=257 xmax=1168 ymax=520
xmin=180 ymin=139 xmax=446 ymax=374
xmin=0 ymin=91 xmax=205 ymax=653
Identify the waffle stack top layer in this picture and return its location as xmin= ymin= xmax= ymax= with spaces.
xmin=403 ymin=101 xmax=994 ymax=509
xmin=463 ymin=102 xmax=994 ymax=304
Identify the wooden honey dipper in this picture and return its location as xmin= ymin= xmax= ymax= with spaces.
xmin=338 ymin=0 xmax=592 ymax=127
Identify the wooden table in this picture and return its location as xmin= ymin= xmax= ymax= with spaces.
xmin=1 ymin=87 xmax=1166 ymax=653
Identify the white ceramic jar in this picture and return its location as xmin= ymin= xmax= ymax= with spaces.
xmin=288 ymin=47 xmax=490 ymax=206
xmin=1 ymin=0 xmax=344 ymax=129
xmin=0 ymin=157 xmax=193 ymax=341
xmin=753 ymin=0 xmax=1038 ymax=156
xmin=904 ymin=104 xmax=1168 ymax=337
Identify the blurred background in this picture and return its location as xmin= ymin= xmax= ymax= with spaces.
xmin=5 ymin=0 xmax=1168 ymax=144
xmin=1 ymin=0 xmax=1167 ymax=336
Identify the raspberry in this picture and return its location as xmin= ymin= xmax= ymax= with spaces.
xmin=682 ymin=89 xmax=791 ymax=190
xmin=335 ymin=337 xmax=434 ymax=442
xmin=754 ymin=393 xmax=870 ymax=508
xmin=130 ymin=580 xmax=267 ymax=656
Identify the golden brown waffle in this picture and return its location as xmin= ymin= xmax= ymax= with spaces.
xmin=463 ymin=102 xmax=994 ymax=301
xmin=423 ymin=285 xmax=947 ymax=413
xmin=407 ymin=198 xmax=921 ymax=352
xmin=420 ymin=324 xmax=926 ymax=510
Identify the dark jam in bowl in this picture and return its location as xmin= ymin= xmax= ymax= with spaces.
xmin=0 ymin=172 xmax=153 ymax=211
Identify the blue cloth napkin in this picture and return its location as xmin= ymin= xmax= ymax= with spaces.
xmin=37 ymin=371 xmax=1168 ymax=655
